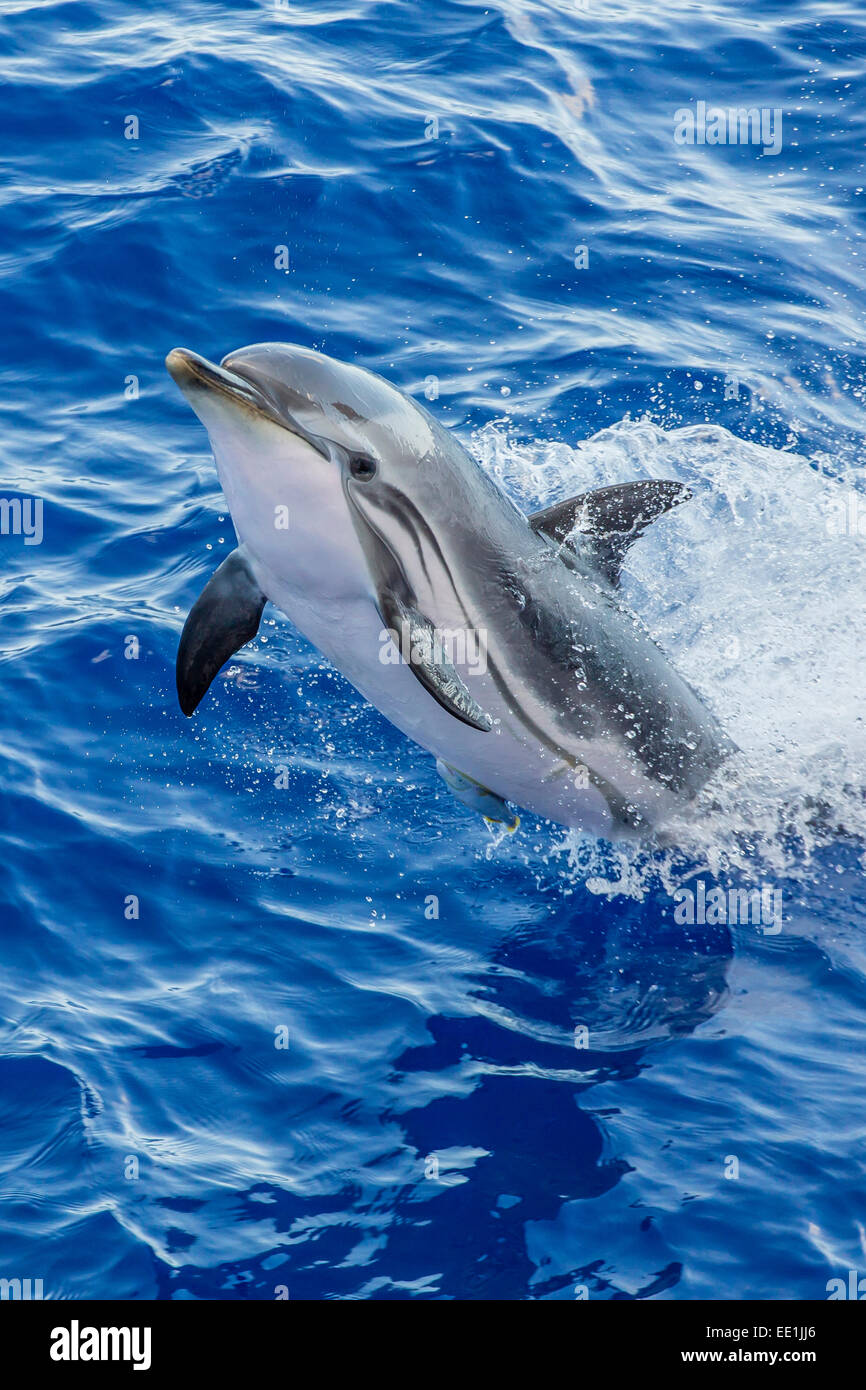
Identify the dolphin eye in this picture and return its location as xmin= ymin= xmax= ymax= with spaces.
xmin=349 ymin=454 xmax=377 ymax=480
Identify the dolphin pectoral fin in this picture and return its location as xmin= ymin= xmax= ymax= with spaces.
xmin=436 ymin=760 xmax=519 ymax=831
xmin=528 ymin=479 xmax=692 ymax=585
xmin=177 ymin=548 xmax=266 ymax=716
xmin=382 ymin=596 xmax=494 ymax=733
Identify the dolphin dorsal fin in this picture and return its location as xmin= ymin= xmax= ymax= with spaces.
xmin=528 ymin=479 xmax=692 ymax=585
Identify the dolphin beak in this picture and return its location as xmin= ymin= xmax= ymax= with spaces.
xmin=166 ymin=347 xmax=329 ymax=458
xmin=167 ymin=348 xmax=281 ymax=423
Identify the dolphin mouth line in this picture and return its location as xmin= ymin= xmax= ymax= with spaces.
xmin=165 ymin=348 xmax=329 ymax=457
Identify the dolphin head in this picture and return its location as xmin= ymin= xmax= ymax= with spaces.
xmin=166 ymin=342 xmax=456 ymax=602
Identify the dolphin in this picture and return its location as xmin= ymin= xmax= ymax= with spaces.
xmin=166 ymin=343 xmax=734 ymax=836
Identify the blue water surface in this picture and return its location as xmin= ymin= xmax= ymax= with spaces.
xmin=2 ymin=0 xmax=866 ymax=1300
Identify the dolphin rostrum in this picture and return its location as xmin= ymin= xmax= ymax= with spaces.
xmin=166 ymin=343 xmax=735 ymax=836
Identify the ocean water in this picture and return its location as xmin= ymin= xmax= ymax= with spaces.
xmin=2 ymin=0 xmax=866 ymax=1300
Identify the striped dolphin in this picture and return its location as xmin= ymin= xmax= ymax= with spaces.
xmin=166 ymin=343 xmax=734 ymax=836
